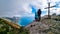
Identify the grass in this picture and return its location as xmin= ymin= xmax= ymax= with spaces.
xmin=0 ymin=18 xmax=29 ymax=34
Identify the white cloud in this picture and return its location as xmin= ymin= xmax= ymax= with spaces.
xmin=50 ymin=8 xmax=60 ymax=15
xmin=56 ymin=8 xmax=60 ymax=14
xmin=0 ymin=0 xmax=60 ymax=17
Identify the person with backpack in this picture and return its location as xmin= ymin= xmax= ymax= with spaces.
xmin=37 ymin=9 xmax=41 ymax=21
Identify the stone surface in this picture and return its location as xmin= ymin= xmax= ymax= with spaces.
xmin=25 ymin=21 xmax=49 ymax=34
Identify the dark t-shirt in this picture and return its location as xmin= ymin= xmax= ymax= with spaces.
xmin=37 ymin=9 xmax=41 ymax=16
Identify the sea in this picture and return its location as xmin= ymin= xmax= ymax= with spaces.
xmin=18 ymin=17 xmax=34 ymax=26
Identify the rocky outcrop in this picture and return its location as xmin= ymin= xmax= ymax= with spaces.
xmin=25 ymin=21 xmax=49 ymax=34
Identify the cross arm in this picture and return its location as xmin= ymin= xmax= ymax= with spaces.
xmin=45 ymin=5 xmax=56 ymax=9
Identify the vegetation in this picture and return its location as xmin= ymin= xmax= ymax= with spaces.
xmin=52 ymin=13 xmax=56 ymax=16
xmin=0 ymin=18 xmax=29 ymax=34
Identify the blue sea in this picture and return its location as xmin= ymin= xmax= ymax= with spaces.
xmin=18 ymin=17 xmax=34 ymax=26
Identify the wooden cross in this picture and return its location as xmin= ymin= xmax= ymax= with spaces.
xmin=45 ymin=1 xmax=56 ymax=19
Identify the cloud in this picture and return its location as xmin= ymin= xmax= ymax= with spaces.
xmin=0 ymin=0 xmax=60 ymax=17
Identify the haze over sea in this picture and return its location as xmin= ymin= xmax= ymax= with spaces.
xmin=18 ymin=17 xmax=34 ymax=26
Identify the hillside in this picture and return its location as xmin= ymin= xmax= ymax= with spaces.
xmin=0 ymin=18 xmax=29 ymax=34
xmin=25 ymin=15 xmax=60 ymax=34
xmin=40 ymin=15 xmax=60 ymax=34
xmin=0 ymin=15 xmax=60 ymax=34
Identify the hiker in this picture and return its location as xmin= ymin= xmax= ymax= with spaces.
xmin=35 ymin=11 xmax=39 ymax=21
xmin=37 ymin=9 xmax=41 ymax=21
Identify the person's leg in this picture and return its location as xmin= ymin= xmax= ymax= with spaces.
xmin=38 ymin=15 xmax=41 ymax=21
xmin=35 ymin=18 xmax=38 ymax=22
xmin=35 ymin=18 xmax=36 ymax=21
xmin=39 ymin=15 xmax=41 ymax=20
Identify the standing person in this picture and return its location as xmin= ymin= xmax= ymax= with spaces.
xmin=37 ymin=9 xmax=41 ymax=21
xmin=35 ymin=12 xmax=39 ymax=21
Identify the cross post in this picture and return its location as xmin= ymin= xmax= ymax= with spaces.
xmin=45 ymin=2 xmax=56 ymax=19
xmin=47 ymin=0 xmax=51 ymax=19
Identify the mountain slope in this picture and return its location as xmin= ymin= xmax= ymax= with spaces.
xmin=25 ymin=15 xmax=60 ymax=34
xmin=0 ymin=18 xmax=29 ymax=34
xmin=0 ymin=18 xmax=20 ymax=29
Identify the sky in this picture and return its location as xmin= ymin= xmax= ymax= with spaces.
xmin=0 ymin=0 xmax=60 ymax=17
xmin=0 ymin=0 xmax=60 ymax=26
